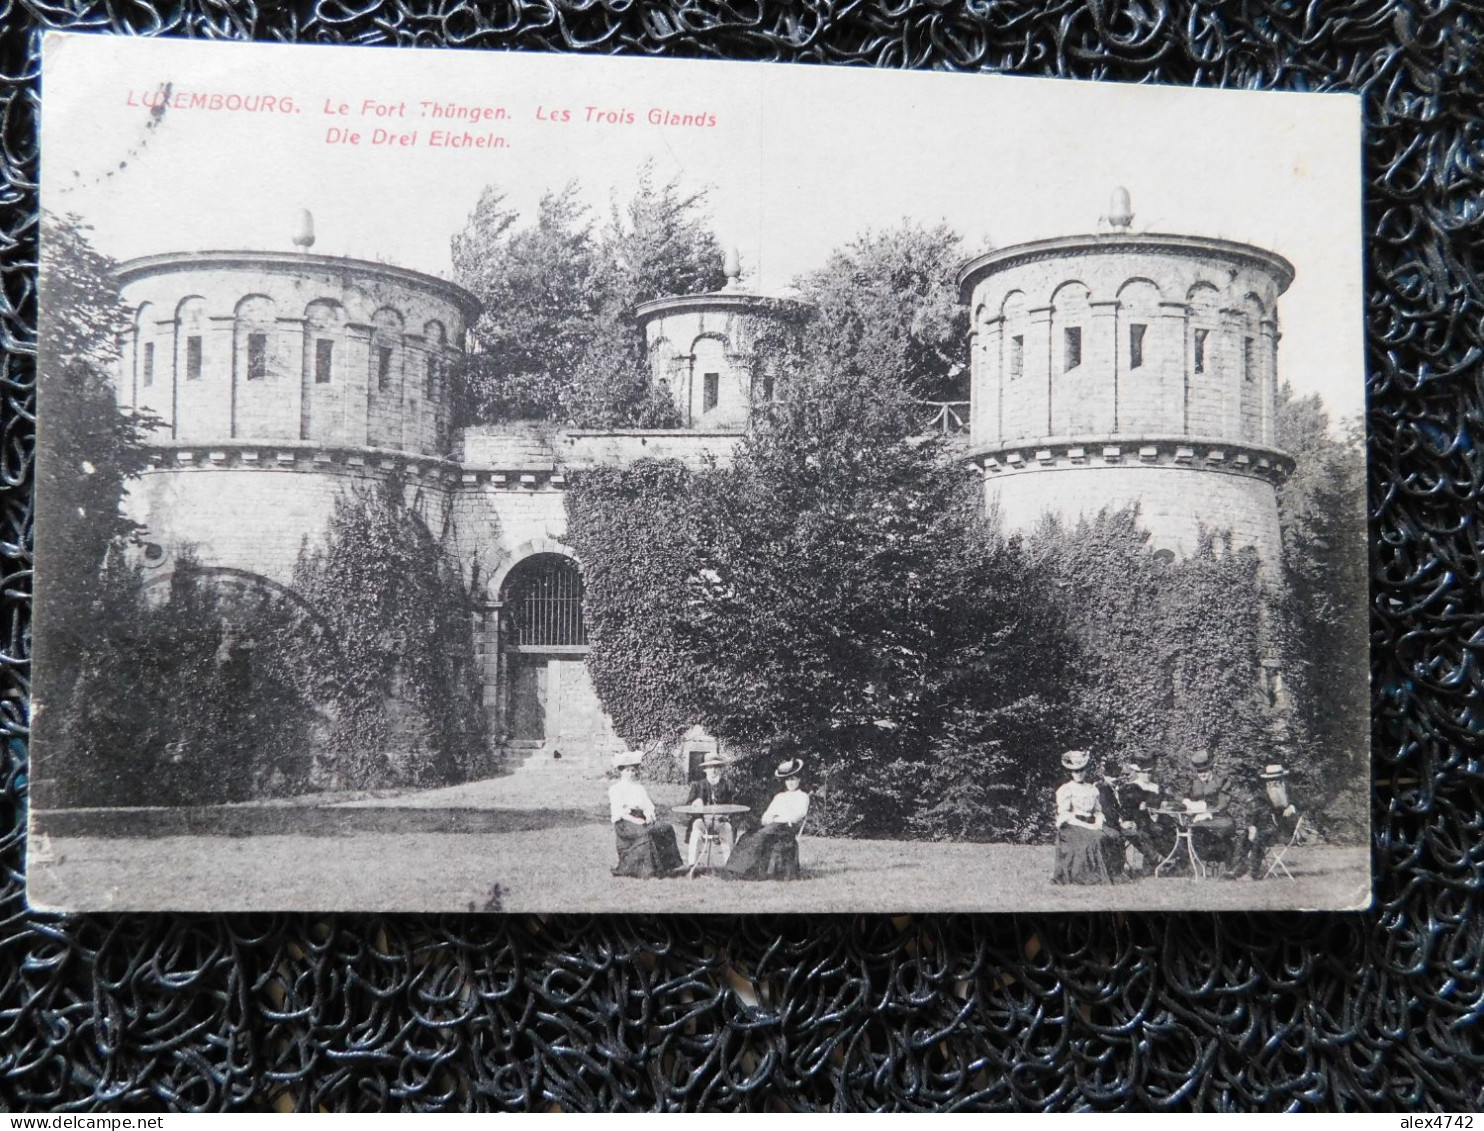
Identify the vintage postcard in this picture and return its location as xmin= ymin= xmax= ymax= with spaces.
xmin=29 ymin=33 xmax=1369 ymax=912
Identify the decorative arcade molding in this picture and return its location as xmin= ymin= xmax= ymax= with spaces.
xmin=967 ymin=434 xmax=1294 ymax=483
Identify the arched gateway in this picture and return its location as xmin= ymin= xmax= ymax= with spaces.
xmin=497 ymin=552 xmax=619 ymax=759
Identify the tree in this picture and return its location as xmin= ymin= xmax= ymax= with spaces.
xmin=1274 ymin=384 xmax=1370 ymax=835
xmin=32 ymin=214 xmax=161 ymax=805
xmin=450 ymin=168 xmax=725 ymax=429
xmin=451 ymin=184 xmax=603 ymax=423
xmin=793 ymin=221 xmax=970 ymax=403
xmin=601 ymin=159 xmax=727 ymax=308
xmin=566 ymin=362 xmax=1081 ymax=838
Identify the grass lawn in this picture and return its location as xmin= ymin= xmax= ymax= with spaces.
xmin=29 ymin=818 xmax=1370 ymax=914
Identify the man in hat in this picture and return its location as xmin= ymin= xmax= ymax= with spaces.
xmin=1237 ymin=763 xmax=1301 ymax=880
xmin=1178 ymin=747 xmax=1242 ymax=875
xmin=684 ymin=753 xmax=738 ymax=868
xmin=1107 ymin=755 xmax=1172 ymax=878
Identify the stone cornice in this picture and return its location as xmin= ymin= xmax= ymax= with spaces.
xmin=115 ymin=251 xmax=482 ymax=323
xmin=957 ymin=234 xmax=1296 ymax=303
xmin=967 ymin=435 xmax=1294 ymax=483
xmin=141 ymin=440 xmax=570 ymax=490
xmin=634 ymin=292 xmax=814 ymax=323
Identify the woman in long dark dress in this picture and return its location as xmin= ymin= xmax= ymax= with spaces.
xmin=1052 ymin=749 xmax=1114 ymax=885
xmin=608 ymin=751 xmax=682 ymax=878
xmin=723 ymin=759 xmax=810 ymax=880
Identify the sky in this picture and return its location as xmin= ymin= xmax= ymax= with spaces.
xmin=42 ymin=34 xmax=1365 ymax=424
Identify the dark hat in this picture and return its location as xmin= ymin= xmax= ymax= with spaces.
xmin=774 ymin=758 xmax=804 ymax=779
xmin=1186 ymin=748 xmax=1214 ymax=767
xmin=1122 ymin=755 xmax=1152 ymax=772
xmin=1259 ymin=763 xmax=1289 ymax=780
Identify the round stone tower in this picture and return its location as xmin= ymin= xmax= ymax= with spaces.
xmin=634 ymin=249 xmax=812 ymax=429
xmin=114 ymin=215 xmax=480 ymax=587
xmin=956 ymin=191 xmax=1294 ymax=574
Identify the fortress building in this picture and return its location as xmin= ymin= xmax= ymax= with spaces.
xmin=957 ymin=189 xmax=1294 ymax=574
xmin=110 ymin=196 xmax=1292 ymax=780
xmin=112 ymin=220 xmax=806 ymax=776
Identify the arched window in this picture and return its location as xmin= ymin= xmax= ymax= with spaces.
xmin=502 ymin=554 xmax=587 ymax=646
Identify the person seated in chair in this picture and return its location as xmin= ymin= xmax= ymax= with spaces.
xmin=684 ymin=753 xmax=737 ymax=868
xmin=1052 ymin=749 xmax=1115 ymax=885
xmin=1179 ymin=747 xmax=1242 ymax=876
xmin=608 ymin=751 xmax=683 ymax=878
xmin=722 ymin=759 xmax=809 ymax=880
xmin=1109 ymin=755 xmax=1172 ymax=877
xmin=1237 ymin=762 xmax=1301 ymax=880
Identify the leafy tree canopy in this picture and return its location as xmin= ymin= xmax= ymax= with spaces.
xmin=793 ymin=220 xmax=969 ymax=403
xmin=567 ymin=362 xmax=1081 ymax=838
xmin=34 ymin=213 xmax=160 ymax=720
xmin=450 ymin=164 xmax=725 ymax=429
xmin=1274 ymin=384 xmax=1370 ymax=835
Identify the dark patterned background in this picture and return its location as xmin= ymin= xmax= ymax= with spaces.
xmin=1 ymin=0 xmax=1480 ymax=1112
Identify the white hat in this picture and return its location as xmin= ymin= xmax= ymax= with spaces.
xmin=613 ymin=751 xmax=644 ymax=768
xmin=1259 ymin=763 xmax=1289 ymax=780
xmin=1060 ymin=749 xmax=1090 ymax=771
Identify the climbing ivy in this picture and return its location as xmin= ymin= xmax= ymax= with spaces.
xmin=51 ymin=552 xmax=322 ymax=808
xmin=294 ymin=476 xmax=488 ymax=791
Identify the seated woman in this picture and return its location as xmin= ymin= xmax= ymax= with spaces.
xmin=608 ymin=751 xmax=683 ymax=878
xmin=1052 ymin=749 xmax=1114 ymax=885
xmin=722 ymin=758 xmax=809 ymax=881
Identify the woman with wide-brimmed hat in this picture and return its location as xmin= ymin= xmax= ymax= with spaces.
xmin=1052 ymin=749 xmax=1114 ymax=885
xmin=608 ymin=751 xmax=683 ymax=878
xmin=722 ymin=757 xmax=809 ymax=881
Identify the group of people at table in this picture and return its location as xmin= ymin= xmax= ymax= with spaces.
xmin=1054 ymin=747 xmax=1303 ymax=884
xmin=607 ymin=751 xmax=810 ymax=880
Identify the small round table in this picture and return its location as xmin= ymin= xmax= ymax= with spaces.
xmin=671 ymin=803 xmax=751 ymax=875
xmin=1152 ymin=807 xmax=1209 ymax=879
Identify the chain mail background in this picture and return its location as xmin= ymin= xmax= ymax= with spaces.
xmin=0 ymin=0 xmax=1480 ymax=1113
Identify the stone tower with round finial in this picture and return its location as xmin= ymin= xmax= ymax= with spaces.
xmin=634 ymin=248 xmax=812 ymax=429
xmin=957 ymin=188 xmax=1294 ymax=575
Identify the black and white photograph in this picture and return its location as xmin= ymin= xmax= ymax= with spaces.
xmin=29 ymin=33 xmax=1369 ymax=912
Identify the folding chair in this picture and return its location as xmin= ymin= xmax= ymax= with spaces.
xmin=1262 ymin=814 xmax=1310 ymax=881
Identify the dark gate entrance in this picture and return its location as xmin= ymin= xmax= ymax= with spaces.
xmin=500 ymin=554 xmax=615 ymax=755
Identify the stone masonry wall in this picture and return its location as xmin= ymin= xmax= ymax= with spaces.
xmin=966 ymin=239 xmax=1285 ymax=451
xmin=117 ymin=255 xmax=468 ymax=457
xmin=987 ymin=460 xmax=1284 ymax=578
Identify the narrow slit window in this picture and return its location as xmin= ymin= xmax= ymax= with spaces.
xmin=1009 ymin=334 xmax=1024 ymax=381
xmin=425 ymin=355 xmax=438 ymax=398
xmin=1193 ymin=328 xmax=1209 ymax=375
xmin=703 ymin=372 xmax=719 ymax=413
xmin=185 ymin=336 xmax=202 ymax=381
xmin=1064 ymin=326 xmax=1082 ymax=372
xmin=315 ymin=338 xmax=334 ymax=385
xmin=1129 ymin=323 xmax=1146 ymax=370
xmin=376 ymin=345 xmax=393 ymax=391
xmin=142 ymin=341 xmax=155 ymax=387
xmin=247 ymin=333 xmax=268 ymax=381
xmin=1243 ymin=336 xmax=1255 ymax=382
